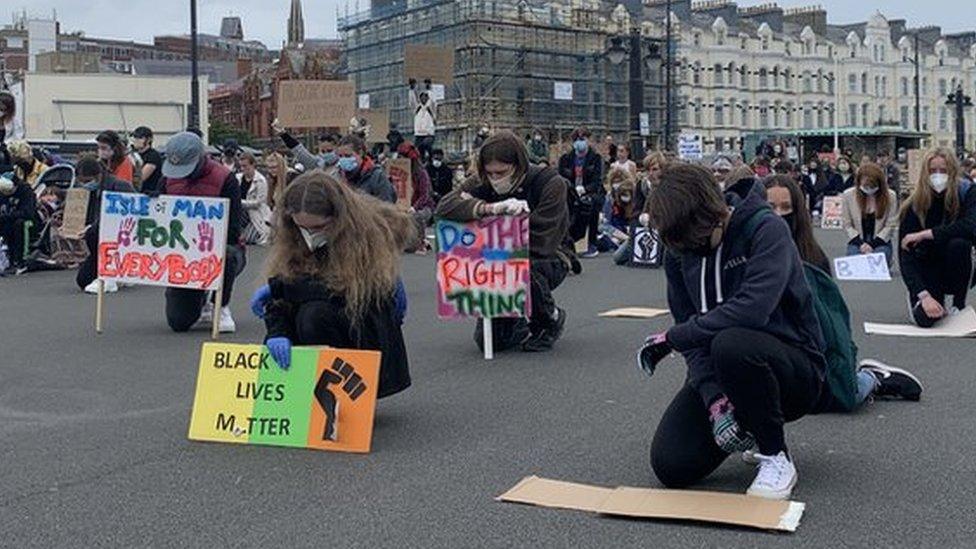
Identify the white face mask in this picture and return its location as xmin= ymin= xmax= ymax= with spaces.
xmin=611 ymin=183 xmax=621 ymax=192
xmin=298 ymin=227 xmax=328 ymax=252
xmin=488 ymin=171 xmax=516 ymax=195
xmin=619 ymin=195 xmax=632 ymax=203
xmin=929 ymin=173 xmax=949 ymax=193
xmin=432 ymin=160 xmax=442 ymax=168
xmin=860 ymin=185 xmax=878 ymax=196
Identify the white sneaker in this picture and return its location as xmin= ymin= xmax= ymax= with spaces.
xmin=84 ymin=279 xmax=118 ymax=294
xmin=742 ymin=449 xmax=760 ymax=465
xmin=747 ymin=451 xmax=797 ymax=500
xmin=218 ymin=307 xmax=236 ymax=333
xmin=196 ymin=302 xmax=214 ymax=326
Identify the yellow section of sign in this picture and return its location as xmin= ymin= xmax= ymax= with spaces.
xmin=187 ymin=343 xmax=265 ymax=444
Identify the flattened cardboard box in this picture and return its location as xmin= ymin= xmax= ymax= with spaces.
xmin=598 ymin=307 xmax=670 ymax=319
xmin=498 ymin=476 xmax=804 ymax=533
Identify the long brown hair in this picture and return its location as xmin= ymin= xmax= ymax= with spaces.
xmin=263 ymin=150 xmax=288 ymax=208
xmin=901 ymin=147 xmax=962 ymax=226
xmin=0 ymin=92 xmax=14 ymax=125
xmin=264 ymin=171 xmax=416 ymax=322
xmin=854 ymin=162 xmax=890 ymax=220
xmin=764 ymin=175 xmax=830 ymax=272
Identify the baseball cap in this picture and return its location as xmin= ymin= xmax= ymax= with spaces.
xmin=132 ymin=126 xmax=153 ymax=139
xmin=163 ymin=132 xmax=205 ymax=179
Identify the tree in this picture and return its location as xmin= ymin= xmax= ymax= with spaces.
xmin=209 ymin=119 xmax=255 ymax=147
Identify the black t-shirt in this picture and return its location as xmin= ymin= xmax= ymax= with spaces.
xmin=140 ymin=147 xmax=163 ymax=195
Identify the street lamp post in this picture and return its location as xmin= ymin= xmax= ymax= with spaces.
xmin=946 ymin=84 xmax=973 ymax=159
xmin=913 ymin=32 xmax=921 ymax=133
xmin=189 ymin=0 xmax=201 ymax=131
xmin=664 ymin=0 xmax=673 ymax=152
xmin=628 ymin=27 xmax=645 ymax=161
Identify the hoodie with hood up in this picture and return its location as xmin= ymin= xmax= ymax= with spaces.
xmin=665 ymin=179 xmax=827 ymax=407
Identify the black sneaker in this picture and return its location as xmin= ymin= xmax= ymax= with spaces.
xmin=522 ymin=307 xmax=566 ymax=352
xmin=858 ymin=359 xmax=923 ymax=401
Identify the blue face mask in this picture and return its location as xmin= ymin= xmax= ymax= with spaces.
xmin=320 ymin=151 xmax=338 ymax=166
xmin=338 ymin=156 xmax=360 ymax=173
xmin=574 ymin=139 xmax=588 ymax=154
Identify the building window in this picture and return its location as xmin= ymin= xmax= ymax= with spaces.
xmin=740 ymin=65 xmax=749 ymax=87
xmin=881 ymin=76 xmax=887 ymax=97
xmin=939 ymin=107 xmax=948 ymax=131
xmin=803 ymin=105 xmax=814 ymax=128
xmin=861 ymin=73 xmax=868 ymax=94
xmin=848 ymin=73 xmax=858 ymax=93
xmin=878 ymin=105 xmax=886 ymax=124
xmin=715 ymin=99 xmax=724 ymax=126
xmin=862 ymin=104 xmax=870 ymax=126
xmin=939 ymin=78 xmax=947 ymax=97
xmin=694 ymin=99 xmax=703 ymax=126
xmin=740 ymin=102 xmax=749 ymax=126
xmin=693 ymin=33 xmax=701 ymax=47
xmin=759 ymin=68 xmax=768 ymax=89
xmin=785 ymin=103 xmax=794 ymax=126
xmin=762 ymin=37 xmax=769 ymax=51
xmin=816 ymin=71 xmax=824 ymax=93
xmin=923 ymin=106 xmax=930 ymax=130
xmin=900 ymin=106 xmax=910 ymax=128
xmin=773 ymin=102 xmax=781 ymax=126
xmin=784 ymin=69 xmax=792 ymax=90
xmin=803 ymin=71 xmax=812 ymax=93
xmin=714 ymin=64 xmax=723 ymax=86
xmin=759 ymin=102 xmax=769 ymax=128
xmin=693 ymin=62 xmax=701 ymax=85
xmin=817 ymin=104 xmax=825 ymax=128
xmin=772 ymin=67 xmax=780 ymax=89
xmin=827 ymin=73 xmax=834 ymax=95
xmin=922 ymin=77 xmax=929 ymax=95
xmin=901 ymin=77 xmax=909 ymax=96
xmin=849 ymin=103 xmax=858 ymax=125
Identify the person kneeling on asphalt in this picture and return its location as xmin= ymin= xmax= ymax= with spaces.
xmin=74 ymin=154 xmax=135 ymax=293
xmin=641 ymin=163 xmax=829 ymax=500
xmin=249 ymin=171 xmax=414 ymax=399
xmin=436 ymin=131 xmax=571 ymax=353
xmin=898 ymin=147 xmax=976 ymax=328
xmin=160 ymin=131 xmax=245 ymax=333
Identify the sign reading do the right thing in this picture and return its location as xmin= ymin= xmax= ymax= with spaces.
xmin=435 ymin=216 xmax=531 ymax=319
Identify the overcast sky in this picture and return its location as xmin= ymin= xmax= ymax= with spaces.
xmin=10 ymin=1 xmax=976 ymax=48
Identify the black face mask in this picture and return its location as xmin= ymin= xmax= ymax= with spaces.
xmin=781 ymin=212 xmax=797 ymax=234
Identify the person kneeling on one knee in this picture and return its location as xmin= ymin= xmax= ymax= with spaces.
xmin=640 ymin=164 xmax=829 ymax=500
xmin=435 ymin=131 xmax=572 ymax=353
xmin=249 ymin=172 xmax=415 ymax=399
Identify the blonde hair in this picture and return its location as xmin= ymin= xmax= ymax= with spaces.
xmin=901 ymin=147 xmax=962 ymax=226
xmin=605 ymin=165 xmax=636 ymax=193
xmin=265 ymin=171 xmax=416 ymax=323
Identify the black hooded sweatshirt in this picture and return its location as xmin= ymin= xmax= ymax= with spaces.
xmin=665 ymin=179 xmax=827 ymax=406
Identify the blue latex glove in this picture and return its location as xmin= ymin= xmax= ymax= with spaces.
xmin=266 ymin=337 xmax=292 ymax=370
xmin=250 ymin=284 xmax=271 ymax=319
xmin=393 ymin=277 xmax=407 ymax=325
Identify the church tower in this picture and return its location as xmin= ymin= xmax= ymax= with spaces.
xmin=287 ymin=0 xmax=305 ymax=47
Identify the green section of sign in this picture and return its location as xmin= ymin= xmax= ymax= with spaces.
xmin=248 ymin=347 xmax=319 ymax=447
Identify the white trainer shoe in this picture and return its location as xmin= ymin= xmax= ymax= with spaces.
xmin=747 ymin=451 xmax=797 ymax=500
xmin=218 ymin=307 xmax=236 ymax=333
xmin=742 ymin=449 xmax=760 ymax=465
xmin=196 ymin=302 xmax=214 ymax=326
xmin=84 ymin=279 xmax=118 ymax=294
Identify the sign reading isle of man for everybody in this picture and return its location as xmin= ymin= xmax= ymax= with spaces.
xmin=188 ymin=343 xmax=382 ymax=453
xmin=97 ymin=192 xmax=229 ymax=290
xmin=435 ymin=215 xmax=532 ymax=319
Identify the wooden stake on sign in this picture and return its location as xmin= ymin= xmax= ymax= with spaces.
xmin=483 ymin=318 xmax=494 ymax=360
xmin=95 ymin=279 xmax=105 ymax=334
xmin=211 ymin=283 xmax=224 ymax=340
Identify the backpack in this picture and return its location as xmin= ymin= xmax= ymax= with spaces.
xmin=742 ymin=209 xmax=859 ymax=412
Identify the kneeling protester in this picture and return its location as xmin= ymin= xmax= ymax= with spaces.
xmin=642 ymin=164 xmax=830 ymax=500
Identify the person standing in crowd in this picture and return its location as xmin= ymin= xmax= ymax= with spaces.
xmin=437 ymin=131 xmax=570 ymax=353
xmin=558 ymin=127 xmax=604 ymax=258
xmin=263 ymin=150 xmax=289 ymax=210
xmin=899 ymin=148 xmax=976 ymax=327
xmin=710 ymin=155 xmax=734 ymax=190
xmin=238 ymin=153 xmax=272 ymax=246
xmin=249 ymin=172 xmax=414 ymax=398
xmin=644 ymin=164 xmax=828 ymax=499
xmin=0 ymin=91 xmax=23 ymax=173
xmin=6 ymin=140 xmax=47 ymax=189
xmin=0 ymin=173 xmax=40 ymax=275
xmin=160 ymin=132 xmax=244 ymax=333
xmin=336 ymin=135 xmax=396 ymax=203
xmin=426 ymin=148 xmax=454 ymax=203
xmin=751 ymin=155 xmax=771 ymax=178
xmin=396 ymin=141 xmax=435 ymax=254
xmin=612 ymin=143 xmax=638 ymax=178
xmin=220 ymin=140 xmax=240 ymax=174
xmin=73 ymin=154 xmax=136 ymax=292
xmin=764 ymin=174 xmax=831 ymax=274
xmin=834 ymin=155 xmax=855 ymax=193
xmin=802 ymin=156 xmax=831 ymax=216
xmin=408 ymin=78 xmax=437 ymax=162
xmin=272 ymin=120 xmax=342 ymax=180
xmin=386 ymin=122 xmax=405 ymax=156
xmin=876 ymin=149 xmax=901 ymax=198
xmin=639 ymin=151 xmax=669 ymax=219
xmin=130 ymin=126 xmax=163 ymax=196
xmin=841 ymin=163 xmax=899 ymax=266
xmin=601 ymin=135 xmax=617 ymax=166
xmin=96 ymin=130 xmax=134 ymax=184
xmin=527 ymin=129 xmax=550 ymax=166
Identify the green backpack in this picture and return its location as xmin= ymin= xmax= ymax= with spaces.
xmin=742 ymin=209 xmax=859 ymax=412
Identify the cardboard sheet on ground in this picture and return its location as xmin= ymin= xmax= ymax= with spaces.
xmin=498 ymin=476 xmax=805 ymax=533
xmin=598 ymin=307 xmax=670 ymax=319
xmin=864 ymin=306 xmax=976 ymax=338
xmin=188 ymin=343 xmax=381 ymax=453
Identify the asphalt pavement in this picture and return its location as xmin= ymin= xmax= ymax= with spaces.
xmin=2 ymin=228 xmax=975 ymax=547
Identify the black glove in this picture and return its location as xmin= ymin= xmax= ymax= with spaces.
xmin=637 ymin=332 xmax=672 ymax=378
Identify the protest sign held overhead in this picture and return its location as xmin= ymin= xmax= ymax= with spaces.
xmin=277 ymin=80 xmax=357 ymax=129
xmin=435 ymin=215 xmax=531 ymax=319
xmin=97 ymin=192 xmax=228 ymax=291
xmin=189 ymin=343 xmax=381 ymax=453
xmin=403 ymin=44 xmax=455 ymax=84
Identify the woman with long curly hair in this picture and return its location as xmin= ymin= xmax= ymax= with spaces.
xmin=249 ymin=171 xmax=416 ymax=398
xmin=899 ymin=147 xmax=976 ymax=327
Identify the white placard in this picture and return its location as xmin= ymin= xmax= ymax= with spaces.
xmin=358 ymin=93 xmax=370 ymax=110
xmin=554 ymin=81 xmax=573 ymax=101
xmin=97 ymin=192 xmax=229 ymax=290
xmin=677 ymin=134 xmax=702 ymax=160
xmin=833 ymin=253 xmax=891 ymax=281
xmin=639 ymin=112 xmax=651 ymax=137
xmin=430 ymin=84 xmax=446 ymax=101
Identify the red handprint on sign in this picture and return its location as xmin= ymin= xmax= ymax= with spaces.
xmin=117 ymin=217 xmax=136 ymax=247
xmin=197 ymin=222 xmax=214 ymax=253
